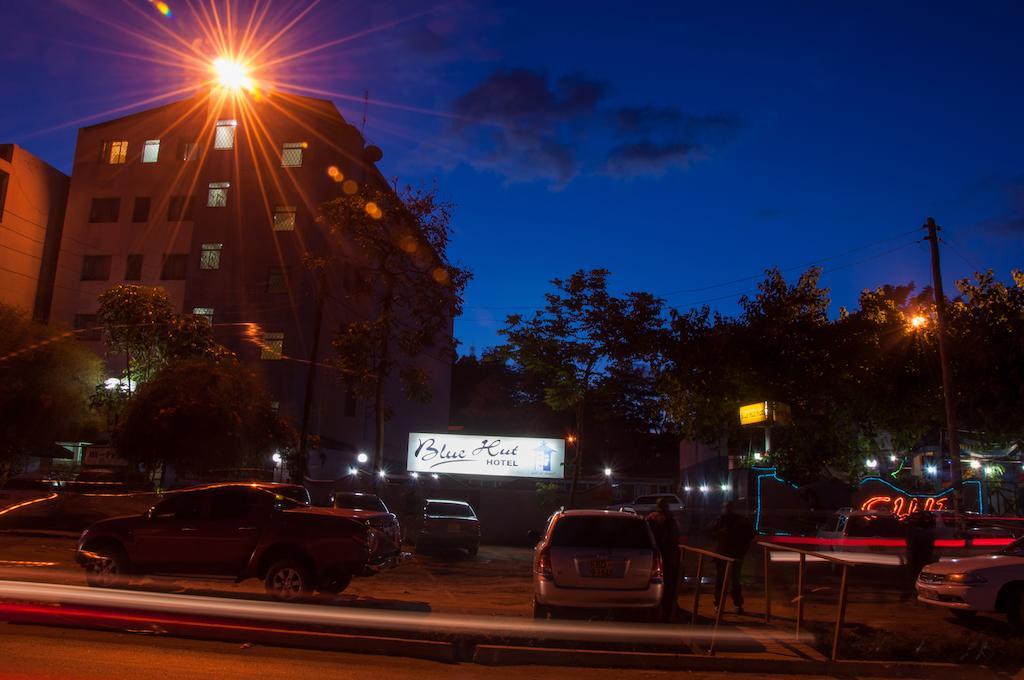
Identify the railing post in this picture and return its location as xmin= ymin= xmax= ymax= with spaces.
xmin=691 ymin=553 xmax=704 ymax=625
xmin=709 ymin=558 xmax=730 ymax=656
xmin=831 ymin=563 xmax=850 ymax=662
xmin=763 ymin=543 xmax=771 ymax=624
xmin=795 ymin=552 xmax=806 ymax=639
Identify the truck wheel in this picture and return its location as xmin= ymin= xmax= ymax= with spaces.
xmin=265 ymin=559 xmax=313 ymax=602
xmin=84 ymin=545 xmax=128 ymax=588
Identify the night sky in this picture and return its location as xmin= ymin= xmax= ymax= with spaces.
xmin=1 ymin=1 xmax=1021 ymax=352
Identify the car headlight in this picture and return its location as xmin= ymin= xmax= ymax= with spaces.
xmin=946 ymin=572 xmax=987 ymax=584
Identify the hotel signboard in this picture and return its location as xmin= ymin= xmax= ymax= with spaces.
xmin=407 ymin=432 xmax=565 ymax=479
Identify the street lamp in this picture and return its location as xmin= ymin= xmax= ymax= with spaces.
xmin=909 ymin=314 xmax=928 ymax=330
xmin=604 ymin=467 xmax=613 ymax=477
xmin=410 ymin=472 xmax=419 ymax=480
xmin=865 ymin=458 xmax=878 ymax=469
xmin=431 ymin=473 xmax=439 ymax=480
xmin=925 ymin=464 xmax=938 ymax=476
xmin=348 ymin=467 xmax=358 ymax=476
xmin=699 ymin=485 xmax=710 ymax=494
xmin=357 ymin=452 xmax=369 ymax=464
xmin=969 ymin=460 xmax=981 ymax=470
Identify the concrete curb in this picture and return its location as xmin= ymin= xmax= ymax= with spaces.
xmin=472 ymin=644 xmax=1007 ymax=679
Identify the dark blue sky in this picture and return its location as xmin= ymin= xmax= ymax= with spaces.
xmin=2 ymin=1 xmax=1021 ymax=351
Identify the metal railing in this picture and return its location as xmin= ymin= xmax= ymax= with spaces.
xmin=759 ymin=540 xmax=856 ymax=661
xmin=677 ymin=544 xmax=736 ymax=656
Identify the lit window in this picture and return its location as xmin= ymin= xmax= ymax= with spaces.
xmin=142 ymin=139 xmax=160 ymax=163
xmin=214 ymin=120 xmax=237 ymax=150
xmin=199 ymin=243 xmax=223 ymax=270
xmin=272 ymin=205 xmax=296 ymax=231
xmin=281 ymin=142 xmax=304 ymax=167
xmin=207 ymin=182 xmax=229 ymax=207
xmin=192 ymin=307 xmax=214 ymax=325
xmin=101 ymin=140 xmax=128 ymax=164
xmin=261 ymin=332 xmax=284 ymax=360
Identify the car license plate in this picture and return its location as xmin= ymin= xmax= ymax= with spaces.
xmin=919 ymin=588 xmax=938 ymax=601
xmin=590 ymin=559 xmax=613 ymax=578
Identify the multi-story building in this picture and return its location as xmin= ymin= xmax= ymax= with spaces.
xmin=47 ymin=91 xmax=451 ymax=478
xmin=0 ymin=143 xmax=69 ymax=321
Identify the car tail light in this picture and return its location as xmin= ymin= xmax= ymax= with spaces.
xmin=536 ymin=545 xmax=553 ymax=580
xmin=650 ymin=550 xmax=664 ymax=584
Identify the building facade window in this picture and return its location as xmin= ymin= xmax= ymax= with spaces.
xmin=88 ymin=197 xmax=120 ymax=223
xmin=160 ymin=253 xmax=188 ymax=280
xmin=207 ymin=182 xmax=230 ymax=207
xmin=80 ymin=255 xmax=112 ymax=281
xmin=132 ymin=196 xmax=151 ymax=223
xmin=0 ymin=170 xmax=8 ymax=221
xmin=124 ymin=254 xmax=143 ymax=281
xmin=178 ymin=139 xmax=200 ymax=161
xmin=199 ymin=243 xmax=223 ymax=270
xmin=266 ymin=266 xmax=288 ymax=293
xmin=261 ymin=332 xmax=284 ymax=360
xmin=280 ymin=142 xmax=305 ymax=167
xmin=214 ymin=120 xmax=237 ymax=149
xmin=101 ymin=140 xmax=128 ymax=164
xmin=142 ymin=139 xmax=160 ymax=163
xmin=167 ymin=195 xmax=194 ymax=221
xmin=73 ymin=314 xmax=101 ymax=341
xmin=192 ymin=307 xmax=214 ymax=325
xmin=272 ymin=205 xmax=296 ymax=231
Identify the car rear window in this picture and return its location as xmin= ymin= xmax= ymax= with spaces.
xmin=425 ymin=501 xmax=475 ymax=518
xmin=335 ymin=494 xmax=387 ymax=512
xmin=550 ymin=515 xmax=653 ymax=549
xmin=846 ymin=515 xmax=903 ymax=537
xmin=274 ymin=486 xmax=310 ymax=505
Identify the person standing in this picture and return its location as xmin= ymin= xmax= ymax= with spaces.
xmin=646 ymin=497 xmax=681 ymax=621
xmin=904 ymin=510 xmax=936 ymax=599
xmin=710 ymin=501 xmax=755 ymax=615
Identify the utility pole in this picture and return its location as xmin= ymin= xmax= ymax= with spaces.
xmin=924 ymin=217 xmax=962 ymax=513
xmin=297 ymin=269 xmax=327 ymax=484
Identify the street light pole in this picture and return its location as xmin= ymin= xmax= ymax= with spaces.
xmin=924 ymin=217 xmax=962 ymax=513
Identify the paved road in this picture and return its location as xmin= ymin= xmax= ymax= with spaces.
xmin=0 ymin=624 xmax=840 ymax=680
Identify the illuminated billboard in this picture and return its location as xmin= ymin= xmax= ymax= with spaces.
xmin=407 ymin=433 xmax=565 ymax=479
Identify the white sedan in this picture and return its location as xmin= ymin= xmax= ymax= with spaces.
xmin=916 ymin=538 xmax=1024 ymax=626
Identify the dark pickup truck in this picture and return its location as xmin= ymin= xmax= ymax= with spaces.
xmin=75 ymin=483 xmax=374 ymax=601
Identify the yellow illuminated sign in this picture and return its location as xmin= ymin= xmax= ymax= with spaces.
xmin=739 ymin=402 xmax=770 ymax=426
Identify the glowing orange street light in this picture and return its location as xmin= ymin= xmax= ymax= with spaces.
xmin=212 ymin=57 xmax=252 ymax=91
xmin=910 ymin=314 xmax=927 ymax=330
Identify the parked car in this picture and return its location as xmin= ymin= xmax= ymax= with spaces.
xmin=531 ymin=509 xmax=664 ymax=620
xmin=328 ymin=492 xmax=403 ymax=566
xmin=0 ymin=477 xmax=59 ymax=505
xmin=817 ymin=509 xmax=904 ymax=552
xmin=917 ymin=537 xmax=1024 ymax=626
xmin=75 ymin=482 xmax=375 ymax=601
xmin=608 ymin=494 xmax=684 ymax=516
xmin=406 ymin=499 xmax=480 ymax=556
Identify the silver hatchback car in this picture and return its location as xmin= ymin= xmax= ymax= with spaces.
xmin=532 ymin=509 xmax=664 ymax=619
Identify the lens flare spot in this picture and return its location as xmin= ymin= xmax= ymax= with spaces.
xmin=327 ymin=166 xmax=340 ymax=178
xmin=399 ymin=234 xmax=418 ymax=253
xmin=149 ymin=0 xmax=172 ymax=17
xmin=364 ymin=201 xmax=379 ymax=215
xmin=432 ymin=268 xmax=450 ymax=284
xmin=342 ymin=179 xmax=358 ymax=195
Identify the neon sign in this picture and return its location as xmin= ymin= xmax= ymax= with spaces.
xmin=861 ymin=495 xmax=948 ymax=518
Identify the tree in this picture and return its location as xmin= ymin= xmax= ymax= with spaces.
xmin=497 ymin=269 xmax=663 ymax=506
xmin=117 ymin=358 xmax=294 ymax=482
xmin=319 ymin=183 xmax=470 ymax=483
xmin=96 ymin=284 xmax=230 ymax=390
xmin=0 ymin=304 xmax=102 ymax=484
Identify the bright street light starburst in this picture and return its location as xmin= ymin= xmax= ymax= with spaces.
xmin=212 ymin=57 xmax=252 ymax=91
